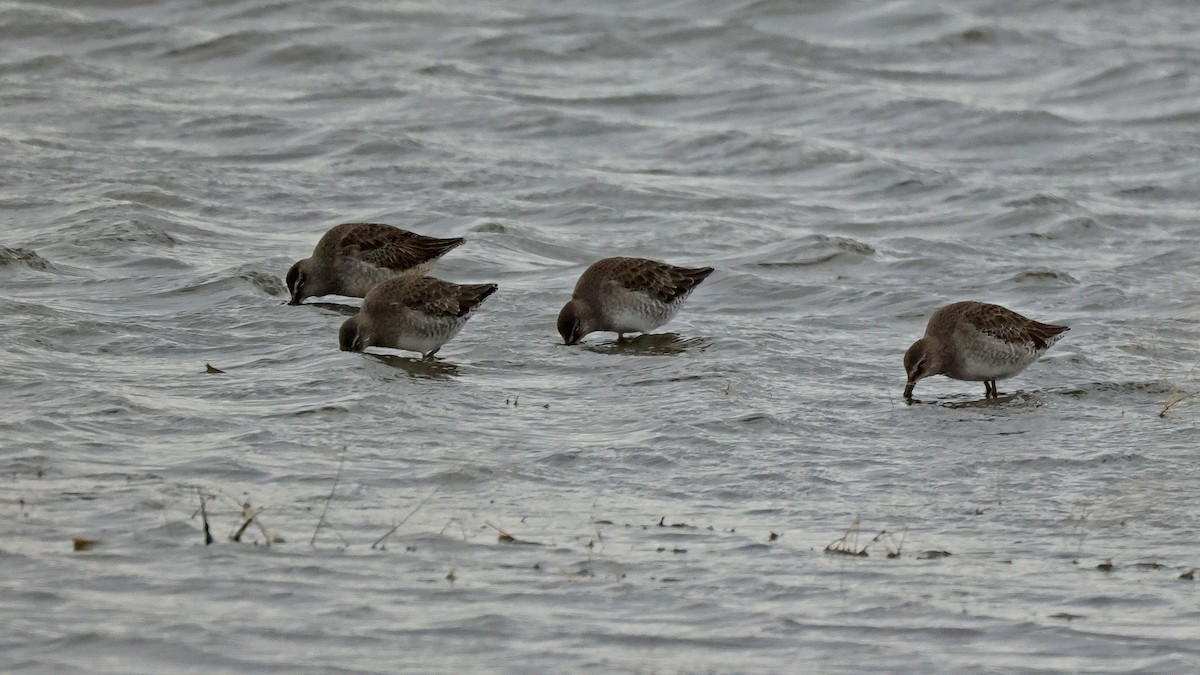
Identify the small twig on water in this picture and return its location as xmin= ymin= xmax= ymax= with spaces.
xmin=1160 ymin=391 xmax=1197 ymax=418
xmin=311 ymin=454 xmax=347 ymax=546
xmin=232 ymin=516 xmax=255 ymax=542
xmin=485 ymin=521 xmax=516 ymax=543
xmin=231 ymin=502 xmax=274 ymax=544
xmin=197 ymin=488 xmax=214 ymax=546
xmin=371 ymin=483 xmax=443 ymax=549
xmin=439 ymin=517 xmax=468 ymax=541
xmin=825 ymin=515 xmax=870 ymax=556
xmin=884 ymin=527 xmax=908 ymax=558
xmin=590 ymin=518 xmax=605 ymax=554
xmin=212 ymin=489 xmax=276 ymax=545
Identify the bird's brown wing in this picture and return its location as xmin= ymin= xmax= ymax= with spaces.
xmin=596 ymin=257 xmax=714 ymax=305
xmin=397 ymin=277 xmax=498 ymax=318
xmin=966 ymin=304 xmax=1069 ymax=350
xmin=330 ymin=223 xmax=465 ymax=271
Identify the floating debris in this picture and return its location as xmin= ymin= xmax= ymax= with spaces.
xmin=825 ymin=517 xmax=870 ymax=557
xmin=232 ymin=517 xmax=254 ymax=542
xmin=1180 ymin=568 xmax=1195 ymax=580
xmin=561 ymin=567 xmax=594 ymax=581
xmin=72 ymin=536 xmax=98 ymax=551
xmin=918 ymin=550 xmax=952 ymax=559
xmin=0 ymin=246 xmax=52 ymax=270
xmin=310 ymin=455 xmax=347 ymax=546
xmin=1159 ymin=391 xmax=1196 ymax=418
xmin=197 ymin=488 xmax=213 ymax=546
xmin=882 ymin=528 xmax=906 ymax=558
xmin=1097 ymin=559 xmax=1114 ymax=571
xmin=486 ymin=521 xmax=541 ymax=546
xmin=1049 ymin=612 xmax=1085 ymax=622
xmin=205 ymin=363 xmax=225 ymax=374
xmin=372 ymin=484 xmax=444 ymax=549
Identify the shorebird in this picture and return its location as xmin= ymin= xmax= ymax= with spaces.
xmin=903 ymin=301 xmax=1068 ymax=400
xmin=286 ymin=223 xmax=465 ymax=305
xmin=338 ymin=275 xmax=497 ymax=358
xmin=557 ymin=257 xmax=714 ymax=345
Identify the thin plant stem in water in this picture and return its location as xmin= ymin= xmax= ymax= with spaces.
xmin=371 ymin=483 xmax=443 ymax=549
xmin=311 ymin=454 xmax=348 ymax=546
xmin=197 ymin=487 xmax=213 ymax=546
xmin=209 ymin=488 xmax=276 ymax=545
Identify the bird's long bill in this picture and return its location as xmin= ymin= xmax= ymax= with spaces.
xmin=903 ymin=382 xmax=915 ymax=399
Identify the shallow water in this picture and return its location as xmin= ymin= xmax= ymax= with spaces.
xmin=2 ymin=0 xmax=1199 ymax=672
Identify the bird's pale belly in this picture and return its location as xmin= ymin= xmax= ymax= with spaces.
xmin=606 ymin=305 xmax=673 ymax=333
xmin=952 ymin=350 xmax=1037 ymax=381
xmin=383 ymin=313 xmax=467 ymax=355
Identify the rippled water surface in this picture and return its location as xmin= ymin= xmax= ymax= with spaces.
xmin=3 ymin=0 xmax=1199 ymax=672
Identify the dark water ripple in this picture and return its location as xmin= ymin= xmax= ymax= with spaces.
xmin=2 ymin=0 xmax=1200 ymax=672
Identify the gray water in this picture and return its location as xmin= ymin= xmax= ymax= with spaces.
xmin=2 ymin=0 xmax=1199 ymax=672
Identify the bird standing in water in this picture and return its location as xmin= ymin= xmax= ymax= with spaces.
xmin=557 ymin=257 xmax=714 ymax=345
xmin=339 ymin=275 xmax=497 ymax=359
xmin=287 ymin=223 xmax=465 ymax=305
xmin=903 ymin=301 xmax=1068 ymax=400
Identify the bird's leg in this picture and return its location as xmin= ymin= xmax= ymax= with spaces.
xmin=984 ymin=380 xmax=997 ymax=398
xmin=423 ymin=348 xmax=439 ymax=359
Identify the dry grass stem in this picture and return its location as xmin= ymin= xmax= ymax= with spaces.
xmin=883 ymin=527 xmax=907 ymax=558
xmin=231 ymin=517 xmax=255 ymax=543
xmin=589 ymin=518 xmax=605 ymax=554
xmin=371 ymin=483 xmax=443 ymax=549
xmin=72 ymin=536 xmax=98 ymax=551
xmin=1159 ymin=391 xmax=1197 ymax=418
xmin=439 ymin=517 xmax=468 ymax=541
xmin=485 ymin=521 xmax=516 ymax=543
xmin=197 ymin=487 xmax=213 ymax=546
xmin=211 ymin=489 xmax=276 ymax=545
xmin=825 ymin=516 xmax=872 ymax=557
xmin=311 ymin=454 xmax=347 ymax=546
